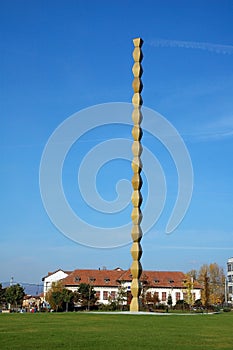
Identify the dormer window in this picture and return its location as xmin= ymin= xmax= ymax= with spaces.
xmin=154 ymin=279 xmax=160 ymax=283
xmin=169 ymin=279 xmax=174 ymax=283
xmin=75 ymin=276 xmax=81 ymax=282
xmin=89 ymin=277 xmax=96 ymax=283
xmin=104 ymin=278 xmax=110 ymax=283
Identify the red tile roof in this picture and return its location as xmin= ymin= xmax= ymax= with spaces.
xmin=60 ymin=268 xmax=201 ymax=289
xmin=119 ymin=269 xmax=189 ymax=288
xmin=62 ymin=269 xmax=125 ymax=287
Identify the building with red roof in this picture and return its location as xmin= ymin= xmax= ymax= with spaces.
xmin=42 ymin=267 xmax=201 ymax=306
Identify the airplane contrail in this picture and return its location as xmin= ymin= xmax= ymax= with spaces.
xmin=148 ymin=39 xmax=233 ymax=55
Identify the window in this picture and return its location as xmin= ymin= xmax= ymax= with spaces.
xmin=154 ymin=292 xmax=159 ymax=302
xmin=169 ymin=279 xmax=174 ymax=284
xmin=110 ymin=291 xmax=116 ymax=300
xmin=89 ymin=277 xmax=96 ymax=283
xmin=95 ymin=291 xmax=100 ymax=299
xmin=228 ymin=264 xmax=232 ymax=272
xmin=229 ymin=286 xmax=233 ymax=294
xmin=176 ymin=292 xmax=180 ymax=301
xmin=103 ymin=291 xmax=108 ymax=300
xmin=228 ymin=276 xmax=232 ymax=283
xmin=154 ymin=279 xmax=160 ymax=283
xmin=162 ymin=292 xmax=166 ymax=301
xmin=75 ymin=276 xmax=81 ymax=282
xmin=104 ymin=278 xmax=110 ymax=283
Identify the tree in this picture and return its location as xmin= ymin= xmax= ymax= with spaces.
xmin=145 ymin=292 xmax=153 ymax=308
xmin=183 ymin=275 xmax=194 ymax=306
xmin=116 ymin=284 xmax=127 ymax=311
xmin=167 ymin=294 xmax=173 ymax=308
xmin=46 ymin=281 xmax=64 ymax=311
xmin=0 ymin=283 xmax=4 ymax=302
xmin=144 ymin=292 xmax=160 ymax=309
xmin=200 ymin=266 xmax=210 ymax=308
xmin=62 ymin=288 xmax=74 ymax=312
xmin=208 ymin=263 xmax=225 ymax=305
xmin=187 ymin=269 xmax=198 ymax=281
xmin=153 ymin=292 xmax=160 ymax=305
xmin=5 ymin=284 xmax=25 ymax=309
xmin=140 ymin=273 xmax=149 ymax=309
xmin=46 ymin=282 xmax=76 ymax=312
xmin=0 ymin=283 xmax=6 ymax=308
xmin=76 ymin=283 xmax=96 ymax=310
xmin=197 ymin=263 xmax=225 ymax=307
xmin=51 ymin=291 xmax=64 ymax=311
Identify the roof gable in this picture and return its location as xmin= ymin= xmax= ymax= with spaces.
xmin=42 ymin=269 xmax=72 ymax=282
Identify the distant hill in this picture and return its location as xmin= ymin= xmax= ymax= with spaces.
xmin=1 ymin=282 xmax=43 ymax=296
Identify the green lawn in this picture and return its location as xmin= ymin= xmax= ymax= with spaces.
xmin=0 ymin=312 xmax=232 ymax=349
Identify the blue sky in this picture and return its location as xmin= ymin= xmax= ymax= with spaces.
xmin=1 ymin=0 xmax=233 ymax=285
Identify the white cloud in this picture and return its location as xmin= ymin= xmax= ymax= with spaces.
xmin=148 ymin=39 xmax=233 ymax=55
xmin=207 ymin=116 xmax=233 ymax=129
xmin=182 ymin=116 xmax=233 ymax=142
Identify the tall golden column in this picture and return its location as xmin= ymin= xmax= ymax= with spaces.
xmin=130 ymin=37 xmax=143 ymax=312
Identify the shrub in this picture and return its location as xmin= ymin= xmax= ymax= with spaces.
xmin=155 ymin=303 xmax=166 ymax=310
xmin=97 ymin=302 xmax=117 ymax=311
xmin=174 ymin=300 xmax=190 ymax=310
xmin=223 ymin=307 xmax=231 ymax=312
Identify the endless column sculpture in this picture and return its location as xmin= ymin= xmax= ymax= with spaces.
xmin=130 ymin=37 xmax=143 ymax=312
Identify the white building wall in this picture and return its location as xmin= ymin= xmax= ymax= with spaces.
xmin=43 ymin=270 xmax=69 ymax=297
xmin=93 ymin=283 xmax=202 ymax=305
xmin=43 ymin=272 xmax=201 ymax=306
xmin=95 ymin=286 xmax=119 ymax=304
xmin=146 ymin=287 xmax=201 ymax=305
xmin=66 ymin=285 xmax=120 ymax=305
xmin=227 ymin=257 xmax=233 ymax=303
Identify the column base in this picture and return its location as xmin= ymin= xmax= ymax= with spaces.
xmin=130 ymin=297 xmax=140 ymax=312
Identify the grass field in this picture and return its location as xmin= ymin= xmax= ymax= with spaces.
xmin=0 ymin=312 xmax=233 ymax=349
